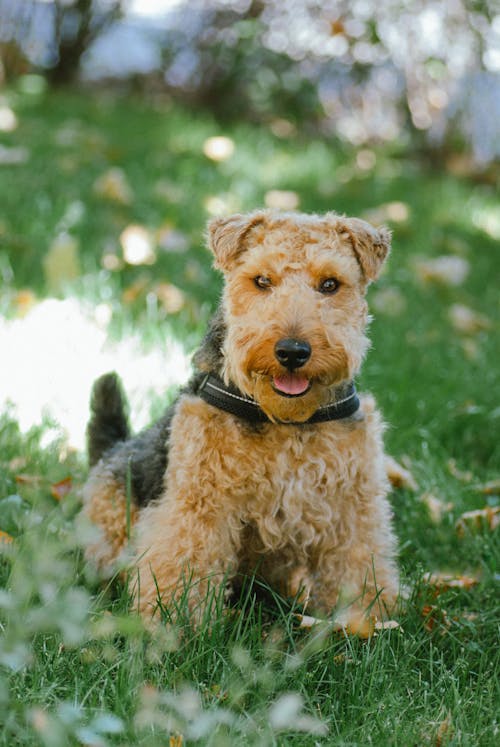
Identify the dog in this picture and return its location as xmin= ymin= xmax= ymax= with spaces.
xmin=82 ymin=209 xmax=399 ymax=630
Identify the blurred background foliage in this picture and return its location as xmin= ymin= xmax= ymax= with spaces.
xmin=1 ymin=0 xmax=499 ymax=166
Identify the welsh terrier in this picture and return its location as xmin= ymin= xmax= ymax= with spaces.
xmin=82 ymin=210 xmax=399 ymax=629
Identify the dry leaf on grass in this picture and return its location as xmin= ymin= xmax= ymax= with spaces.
xmin=385 ymin=455 xmax=418 ymax=491
xmin=50 ymin=476 xmax=73 ymax=501
xmin=448 ymin=303 xmax=492 ymax=334
xmin=422 ymin=571 xmax=480 ymax=593
xmin=15 ymin=473 xmax=42 ymax=486
xmin=476 ymin=479 xmax=500 ymax=495
xmin=447 ymin=459 xmax=473 ymax=483
xmin=295 ymin=613 xmax=401 ymax=638
xmin=374 ymin=620 xmax=403 ymax=632
xmin=455 ymin=506 xmax=500 ymax=536
xmin=435 ymin=712 xmax=454 ymax=747
xmin=420 ymin=492 xmax=454 ymax=524
xmin=0 ymin=530 xmax=14 ymax=546
xmin=421 ymin=604 xmax=450 ymax=634
xmin=295 ymin=614 xmax=324 ymax=630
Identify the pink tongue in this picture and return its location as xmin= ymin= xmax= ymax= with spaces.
xmin=273 ymin=374 xmax=310 ymax=396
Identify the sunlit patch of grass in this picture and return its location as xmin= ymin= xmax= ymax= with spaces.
xmin=0 ymin=87 xmax=499 ymax=745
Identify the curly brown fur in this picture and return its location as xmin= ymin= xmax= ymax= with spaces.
xmin=82 ymin=209 xmax=399 ymax=629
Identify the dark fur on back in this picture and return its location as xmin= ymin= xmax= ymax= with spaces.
xmin=87 ymin=306 xmax=227 ymax=507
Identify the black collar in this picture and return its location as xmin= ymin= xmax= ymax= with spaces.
xmin=196 ymin=373 xmax=360 ymax=425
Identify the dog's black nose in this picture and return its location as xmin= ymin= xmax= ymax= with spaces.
xmin=274 ymin=338 xmax=311 ymax=369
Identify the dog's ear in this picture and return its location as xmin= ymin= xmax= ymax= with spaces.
xmin=208 ymin=212 xmax=266 ymax=271
xmin=336 ymin=217 xmax=391 ymax=282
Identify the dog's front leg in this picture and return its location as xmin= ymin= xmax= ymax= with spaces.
xmin=133 ymin=498 xmax=240 ymax=623
xmin=309 ymin=542 xmax=399 ymax=631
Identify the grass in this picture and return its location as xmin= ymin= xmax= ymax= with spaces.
xmin=0 ymin=81 xmax=499 ymax=745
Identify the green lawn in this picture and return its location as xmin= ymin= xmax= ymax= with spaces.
xmin=0 ymin=83 xmax=499 ymax=746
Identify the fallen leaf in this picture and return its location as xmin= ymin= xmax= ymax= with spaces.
xmin=435 ymin=712 xmax=453 ymax=747
xmin=476 ymin=479 xmax=500 ymax=495
xmin=50 ymin=476 xmax=73 ymax=501
xmin=423 ymin=571 xmax=480 ymax=593
xmin=0 ymin=530 xmax=14 ymax=546
xmin=414 ymin=256 xmax=470 ymax=286
xmin=385 ymin=455 xmax=418 ymax=491
xmin=447 ymin=459 xmax=473 ymax=483
xmin=421 ymin=604 xmax=450 ymax=633
xmin=374 ymin=619 xmax=403 ymax=632
xmin=15 ymin=473 xmax=42 ymax=485
xmin=448 ymin=303 xmax=492 ymax=334
xmin=296 ymin=613 xmax=400 ymax=637
xmin=93 ymin=167 xmax=133 ymax=204
xmin=455 ymin=506 xmax=500 ymax=536
xmin=461 ymin=611 xmax=479 ymax=622
xmin=420 ymin=492 xmax=453 ymax=524
xmin=296 ymin=614 xmax=324 ymax=629
xmin=169 ymin=734 xmax=184 ymax=747
xmin=343 ymin=614 xmax=376 ymax=639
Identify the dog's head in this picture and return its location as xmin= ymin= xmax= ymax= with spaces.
xmin=207 ymin=210 xmax=391 ymax=423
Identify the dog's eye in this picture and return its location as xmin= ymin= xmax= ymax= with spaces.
xmin=319 ymin=278 xmax=340 ymax=294
xmin=254 ymin=276 xmax=272 ymax=290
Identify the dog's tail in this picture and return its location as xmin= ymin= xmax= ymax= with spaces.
xmin=87 ymin=372 xmax=130 ymax=466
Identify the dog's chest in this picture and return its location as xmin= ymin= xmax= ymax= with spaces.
xmin=170 ymin=398 xmax=369 ymax=514
xmin=237 ymin=421 xmax=363 ymax=514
